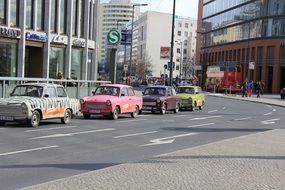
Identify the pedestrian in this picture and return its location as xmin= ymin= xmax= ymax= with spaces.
xmin=247 ymin=80 xmax=254 ymax=97
xmin=260 ymin=81 xmax=265 ymax=95
xmin=255 ymin=81 xmax=261 ymax=98
xmin=241 ymin=81 xmax=248 ymax=98
xmin=56 ymin=71 xmax=64 ymax=85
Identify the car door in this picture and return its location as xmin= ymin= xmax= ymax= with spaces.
xmin=171 ymin=87 xmax=180 ymax=108
xmin=127 ymin=87 xmax=137 ymax=112
xmin=166 ymin=88 xmax=175 ymax=110
xmin=120 ymin=87 xmax=131 ymax=113
xmin=56 ymin=86 xmax=68 ymax=117
xmin=43 ymin=87 xmax=59 ymax=119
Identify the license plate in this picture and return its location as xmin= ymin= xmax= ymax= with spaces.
xmin=0 ymin=116 xmax=14 ymax=121
xmin=89 ymin=110 xmax=100 ymax=114
xmin=142 ymin=106 xmax=152 ymax=110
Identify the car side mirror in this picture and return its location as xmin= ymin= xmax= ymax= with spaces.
xmin=121 ymin=93 xmax=125 ymax=96
xmin=91 ymin=90 xmax=95 ymax=95
xmin=44 ymin=94 xmax=49 ymax=98
xmin=142 ymin=92 xmax=145 ymax=95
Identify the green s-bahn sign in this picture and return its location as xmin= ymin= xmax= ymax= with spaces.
xmin=107 ymin=29 xmax=121 ymax=45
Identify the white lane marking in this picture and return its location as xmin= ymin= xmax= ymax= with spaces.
xmin=141 ymin=132 xmax=197 ymax=146
xmin=30 ymin=128 xmax=115 ymax=140
xmin=115 ymin=119 xmax=147 ymax=123
xmin=261 ymin=119 xmax=280 ymax=125
xmin=0 ymin=145 xmax=59 ymax=157
xmin=273 ymin=109 xmax=276 ymax=112
xmin=114 ymin=131 xmax=158 ymax=139
xmin=189 ymin=115 xmax=222 ymax=121
xmin=187 ymin=123 xmax=214 ymax=128
xmin=138 ymin=115 xmax=152 ymax=117
xmin=25 ymin=126 xmax=78 ymax=132
xmin=163 ymin=120 xmax=175 ymax=122
xmin=266 ymin=105 xmax=272 ymax=108
xmin=172 ymin=115 xmax=187 ymax=118
xmin=234 ymin=117 xmax=252 ymax=121
xmin=222 ymin=107 xmax=226 ymax=110
xmin=208 ymin=110 xmax=218 ymax=113
xmin=264 ymin=112 xmax=272 ymax=116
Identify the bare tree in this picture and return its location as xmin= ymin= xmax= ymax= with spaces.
xmin=136 ymin=52 xmax=153 ymax=80
xmin=182 ymin=54 xmax=196 ymax=79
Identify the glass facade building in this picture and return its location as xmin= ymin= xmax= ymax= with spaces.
xmin=0 ymin=0 xmax=99 ymax=81
xmin=197 ymin=0 xmax=285 ymax=93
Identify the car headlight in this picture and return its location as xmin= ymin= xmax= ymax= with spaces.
xmin=156 ymin=99 xmax=161 ymax=104
xmin=106 ymin=100 xmax=112 ymax=106
xmin=188 ymin=97 xmax=193 ymax=102
xmin=21 ymin=103 xmax=27 ymax=109
xmin=80 ymin=99 xmax=85 ymax=105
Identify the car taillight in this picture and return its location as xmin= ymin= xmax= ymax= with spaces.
xmin=80 ymin=99 xmax=85 ymax=105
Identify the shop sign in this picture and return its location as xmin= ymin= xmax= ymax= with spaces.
xmin=73 ymin=39 xmax=86 ymax=47
xmin=0 ymin=26 xmax=21 ymax=39
xmin=26 ymin=32 xmax=48 ymax=42
xmin=51 ymin=35 xmax=68 ymax=44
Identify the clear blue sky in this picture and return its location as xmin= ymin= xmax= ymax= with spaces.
xmin=100 ymin=0 xmax=199 ymax=19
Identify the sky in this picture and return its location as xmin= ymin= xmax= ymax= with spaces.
xmin=100 ymin=0 xmax=199 ymax=19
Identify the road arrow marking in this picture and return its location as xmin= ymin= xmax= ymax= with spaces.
xmin=30 ymin=128 xmax=115 ymax=140
xmin=141 ymin=132 xmax=197 ymax=146
xmin=0 ymin=145 xmax=59 ymax=157
xmin=261 ymin=119 xmax=280 ymax=125
xmin=189 ymin=115 xmax=222 ymax=121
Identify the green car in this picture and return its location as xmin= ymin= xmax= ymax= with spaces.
xmin=176 ymin=86 xmax=205 ymax=111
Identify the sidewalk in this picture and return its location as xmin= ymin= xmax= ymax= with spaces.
xmin=208 ymin=93 xmax=285 ymax=107
xmin=21 ymin=129 xmax=285 ymax=190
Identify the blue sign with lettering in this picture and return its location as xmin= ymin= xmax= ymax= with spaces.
xmin=167 ymin=62 xmax=175 ymax=70
xmin=26 ymin=32 xmax=48 ymax=42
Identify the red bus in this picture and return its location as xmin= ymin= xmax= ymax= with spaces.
xmin=205 ymin=65 xmax=242 ymax=93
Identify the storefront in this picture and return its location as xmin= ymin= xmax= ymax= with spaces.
xmin=0 ymin=26 xmax=21 ymax=77
xmin=71 ymin=38 xmax=86 ymax=80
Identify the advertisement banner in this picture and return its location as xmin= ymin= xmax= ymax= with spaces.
xmin=160 ymin=47 xmax=170 ymax=59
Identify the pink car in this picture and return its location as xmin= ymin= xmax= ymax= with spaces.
xmin=80 ymin=84 xmax=143 ymax=120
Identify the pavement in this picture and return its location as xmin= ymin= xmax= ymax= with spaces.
xmin=21 ymin=94 xmax=285 ymax=190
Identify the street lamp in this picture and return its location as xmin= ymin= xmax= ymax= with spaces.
xmin=169 ymin=0 xmax=176 ymax=86
xmin=129 ymin=3 xmax=148 ymax=77
xmin=175 ymin=40 xmax=183 ymax=79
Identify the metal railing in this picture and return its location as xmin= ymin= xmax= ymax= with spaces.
xmin=0 ymin=77 xmax=111 ymax=99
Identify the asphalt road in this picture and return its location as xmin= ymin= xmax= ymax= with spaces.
xmin=0 ymin=96 xmax=284 ymax=190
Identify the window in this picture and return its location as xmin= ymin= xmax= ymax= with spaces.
xmin=185 ymin=23 xmax=189 ymax=28
xmin=26 ymin=0 xmax=33 ymax=29
xmin=177 ymin=48 xmax=180 ymax=53
xmin=184 ymin=31 xmax=188 ymax=37
xmin=71 ymin=48 xmax=83 ymax=80
xmin=0 ymin=0 xmax=5 ymax=24
xmin=50 ymin=0 xmax=56 ymax=32
xmin=178 ymin=22 xmax=182 ymax=27
xmin=60 ymin=0 xmax=66 ymax=34
xmin=10 ymin=0 xmax=18 ymax=26
xmin=79 ymin=0 xmax=84 ymax=37
xmin=57 ymin=87 xmax=67 ymax=97
xmin=128 ymin=87 xmax=135 ymax=96
xmin=0 ymin=42 xmax=17 ymax=77
xmin=87 ymin=50 xmax=93 ymax=80
xmin=49 ymin=47 xmax=65 ymax=79
xmin=36 ymin=0 xmax=43 ymax=30
xmin=176 ymin=65 xmax=179 ymax=71
xmin=72 ymin=0 xmax=78 ymax=36
xmin=121 ymin=87 xmax=129 ymax=96
xmin=45 ymin=87 xmax=57 ymax=98
xmin=89 ymin=0 xmax=93 ymax=40
xmin=183 ymin=49 xmax=187 ymax=54
xmin=177 ymin=31 xmax=181 ymax=36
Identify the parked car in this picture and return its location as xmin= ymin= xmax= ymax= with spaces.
xmin=176 ymin=86 xmax=205 ymax=111
xmin=281 ymin=87 xmax=285 ymax=99
xmin=80 ymin=84 xmax=142 ymax=120
xmin=0 ymin=83 xmax=80 ymax=127
xmin=142 ymin=86 xmax=181 ymax=114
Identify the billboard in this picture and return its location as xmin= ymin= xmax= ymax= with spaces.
xmin=160 ymin=47 xmax=170 ymax=59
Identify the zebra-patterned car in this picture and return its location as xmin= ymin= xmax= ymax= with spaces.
xmin=0 ymin=83 xmax=80 ymax=127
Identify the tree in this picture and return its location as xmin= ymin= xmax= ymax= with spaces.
xmin=135 ymin=52 xmax=153 ymax=80
xmin=182 ymin=54 xmax=196 ymax=79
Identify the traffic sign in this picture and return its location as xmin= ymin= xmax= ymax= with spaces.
xmin=107 ymin=29 xmax=121 ymax=45
xmin=123 ymin=64 xmax=128 ymax=71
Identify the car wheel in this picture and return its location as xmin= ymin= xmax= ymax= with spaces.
xmin=173 ymin=103 xmax=180 ymax=113
xmin=160 ymin=104 xmax=166 ymax=115
xmin=281 ymin=95 xmax=285 ymax=99
xmin=83 ymin=114 xmax=91 ymax=119
xmin=29 ymin=111 xmax=40 ymax=127
xmin=139 ymin=109 xmax=143 ymax=115
xmin=199 ymin=101 xmax=204 ymax=110
xmin=131 ymin=106 xmax=139 ymax=118
xmin=0 ymin=122 xmax=5 ymax=126
xmin=61 ymin=109 xmax=72 ymax=124
xmin=112 ymin=106 xmax=120 ymax=120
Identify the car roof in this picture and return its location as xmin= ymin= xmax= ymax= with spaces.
xmin=16 ymin=83 xmax=63 ymax=88
xmin=177 ymin=85 xmax=200 ymax=88
xmin=145 ymin=85 xmax=169 ymax=89
xmin=100 ymin=84 xmax=132 ymax=88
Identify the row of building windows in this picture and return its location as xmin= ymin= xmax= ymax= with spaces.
xmin=104 ymin=5 xmax=132 ymax=9
xmin=178 ymin=22 xmax=194 ymax=28
xmin=177 ymin=31 xmax=192 ymax=37
xmin=204 ymin=18 xmax=285 ymax=47
xmin=203 ymin=0 xmax=251 ymax=18
xmin=104 ymin=9 xmax=132 ymax=13
xmin=204 ymin=0 xmax=285 ymax=32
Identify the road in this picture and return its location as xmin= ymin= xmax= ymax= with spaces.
xmin=0 ymin=96 xmax=284 ymax=189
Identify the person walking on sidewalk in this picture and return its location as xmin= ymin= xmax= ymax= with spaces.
xmin=241 ymin=81 xmax=248 ymax=98
xmin=255 ymin=81 xmax=261 ymax=98
xmin=247 ymin=80 xmax=254 ymax=97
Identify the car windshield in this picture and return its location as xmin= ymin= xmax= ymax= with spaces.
xmin=11 ymin=85 xmax=43 ymax=98
xmin=144 ymin=88 xmax=166 ymax=96
xmin=94 ymin=86 xmax=120 ymax=96
xmin=177 ymin=87 xmax=195 ymax=94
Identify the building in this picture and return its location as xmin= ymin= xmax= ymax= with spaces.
xmin=98 ymin=0 xmax=140 ymax=68
xmin=196 ymin=0 xmax=285 ymax=93
xmin=131 ymin=11 xmax=197 ymax=79
xmin=0 ymin=0 xmax=98 ymax=80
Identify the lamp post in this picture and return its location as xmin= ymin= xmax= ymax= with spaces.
xmin=169 ymin=0 xmax=176 ymax=86
xmin=197 ymin=30 xmax=206 ymax=87
xmin=175 ymin=40 xmax=183 ymax=79
xmin=129 ymin=3 xmax=148 ymax=77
